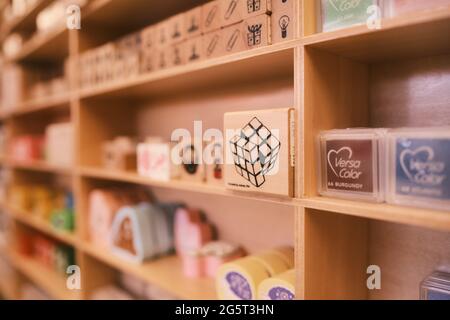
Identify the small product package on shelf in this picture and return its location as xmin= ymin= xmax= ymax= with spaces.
xmin=185 ymin=35 xmax=204 ymax=63
xmin=420 ymin=270 xmax=450 ymax=300
xmin=184 ymin=6 xmax=203 ymax=38
xmin=46 ymin=122 xmax=74 ymax=167
xmin=386 ymin=128 xmax=450 ymax=211
xmin=168 ymin=13 xmax=187 ymax=45
xmin=271 ymin=0 xmax=296 ymax=43
xmin=320 ymin=0 xmax=381 ymax=32
xmin=384 ymin=0 xmax=450 ymax=18
xmin=202 ymin=0 xmax=222 ymax=33
xmin=318 ymin=128 xmax=387 ymax=202
xmin=224 ymin=108 xmax=295 ymax=197
xmin=243 ymin=0 xmax=272 ymax=19
xmin=137 ymin=140 xmax=180 ymax=182
xmin=205 ymin=140 xmax=224 ymax=186
xmin=102 ymin=136 xmax=137 ymax=171
xmin=243 ymin=14 xmax=272 ymax=49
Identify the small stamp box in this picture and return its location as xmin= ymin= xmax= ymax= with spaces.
xmin=420 ymin=270 xmax=450 ymax=300
xmin=320 ymin=0 xmax=380 ymax=32
xmin=318 ymin=128 xmax=386 ymax=202
xmin=184 ymin=6 xmax=203 ymax=38
xmin=242 ymin=14 xmax=271 ymax=49
xmin=386 ymin=128 xmax=450 ymax=211
xmin=202 ymin=0 xmax=222 ymax=33
xmin=271 ymin=0 xmax=296 ymax=43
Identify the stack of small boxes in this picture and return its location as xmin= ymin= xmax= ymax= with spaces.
xmin=79 ymin=0 xmax=296 ymax=89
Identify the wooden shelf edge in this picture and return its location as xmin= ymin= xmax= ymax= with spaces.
xmin=8 ymin=250 xmax=80 ymax=300
xmin=5 ymin=159 xmax=73 ymax=175
xmin=2 ymin=94 xmax=72 ymax=118
xmin=300 ymin=197 xmax=450 ymax=232
xmin=6 ymin=205 xmax=78 ymax=246
xmin=79 ymin=166 xmax=295 ymax=206
xmin=79 ymin=40 xmax=299 ymax=99
xmin=80 ymin=241 xmax=216 ymax=300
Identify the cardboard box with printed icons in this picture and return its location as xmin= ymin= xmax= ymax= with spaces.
xmin=168 ymin=13 xmax=186 ymax=45
xmin=168 ymin=41 xmax=187 ymax=68
xmin=202 ymin=0 xmax=222 ymax=33
xmin=221 ymin=22 xmax=247 ymax=56
xmin=243 ymin=14 xmax=272 ymax=50
xmin=155 ymin=19 xmax=171 ymax=48
xmin=243 ymin=0 xmax=272 ymax=19
xmin=220 ymin=0 xmax=245 ymax=27
xmin=184 ymin=6 xmax=203 ymax=39
xmin=141 ymin=25 xmax=155 ymax=53
xmin=271 ymin=0 xmax=295 ymax=43
xmin=185 ymin=35 xmax=204 ymax=63
xmin=203 ymin=29 xmax=223 ymax=59
xmin=224 ymin=108 xmax=295 ymax=197
xmin=320 ymin=0 xmax=380 ymax=32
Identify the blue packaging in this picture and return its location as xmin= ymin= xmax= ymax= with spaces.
xmin=387 ymin=128 xmax=450 ymax=211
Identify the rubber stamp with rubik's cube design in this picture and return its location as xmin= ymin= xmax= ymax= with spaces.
xmin=225 ymin=108 xmax=296 ymax=197
xmin=230 ymin=117 xmax=281 ymax=187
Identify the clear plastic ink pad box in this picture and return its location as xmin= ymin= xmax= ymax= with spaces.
xmin=420 ymin=270 xmax=450 ymax=300
xmin=320 ymin=0 xmax=380 ymax=32
xmin=386 ymin=127 xmax=450 ymax=211
xmin=318 ymin=128 xmax=387 ymax=202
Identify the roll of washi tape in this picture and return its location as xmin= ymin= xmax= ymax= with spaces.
xmin=250 ymin=252 xmax=290 ymax=276
xmin=268 ymin=246 xmax=295 ymax=268
xmin=258 ymin=269 xmax=296 ymax=300
xmin=216 ymin=257 xmax=270 ymax=300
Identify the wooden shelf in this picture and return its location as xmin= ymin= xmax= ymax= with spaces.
xmin=300 ymin=197 xmax=450 ymax=232
xmin=6 ymin=159 xmax=72 ymax=175
xmin=80 ymin=40 xmax=296 ymax=100
xmin=81 ymin=242 xmax=216 ymax=300
xmin=0 ymin=0 xmax=53 ymax=41
xmin=80 ymin=166 xmax=295 ymax=206
xmin=7 ymin=205 xmax=77 ymax=246
xmin=8 ymin=25 xmax=68 ymax=63
xmin=4 ymin=94 xmax=71 ymax=118
xmin=303 ymin=6 xmax=450 ymax=62
xmin=9 ymin=251 xmax=80 ymax=300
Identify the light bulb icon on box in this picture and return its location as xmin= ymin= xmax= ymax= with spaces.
xmin=279 ymin=15 xmax=290 ymax=39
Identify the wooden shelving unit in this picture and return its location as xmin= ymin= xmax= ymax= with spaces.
xmin=0 ymin=0 xmax=449 ymax=300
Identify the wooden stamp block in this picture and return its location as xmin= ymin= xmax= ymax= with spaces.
xmin=137 ymin=142 xmax=180 ymax=181
xmin=168 ymin=13 xmax=186 ymax=44
xmin=102 ymin=137 xmax=137 ymax=171
xmin=220 ymin=0 xmax=245 ymax=27
xmin=271 ymin=0 xmax=295 ymax=43
xmin=243 ymin=14 xmax=271 ymax=49
xmin=224 ymin=108 xmax=295 ymax=197
xmin=141 ymin=25 xmax=155 ymax=52
xmin=184 ymin=6 xmax=203 ymax=39
xmin=221 ymin=22 xmax=246 ymax=55
xmin=205 ymin=140 xmax=224 ymax=185
xmin=155 ymin=20 xmax=171 ymax=48
xmin=203 ymin=30 xmax=223 ymax=59
xmin=154 ymin=47 xmax=169 ymax=71
xmin=202 ymin=0 xmax=222 ymax=33
xmin=243 ymin=0 xmax=272 ymax=19
xmin=185 ymin=35 xmax=204 ymax=63
xmin=140 ymin=50 xmax=155 ymax=74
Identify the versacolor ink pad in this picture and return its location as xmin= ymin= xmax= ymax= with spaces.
xmin=318 ymin=129 xmax=386 ymax=202
xmin=387 ymin=128 xmax=450 ymax=211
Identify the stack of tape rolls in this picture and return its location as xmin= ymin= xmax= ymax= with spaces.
xmin=258 ymin=269 xmax=296 ymax=300
xmin=216 ymin=246 xmax=295 ymax=300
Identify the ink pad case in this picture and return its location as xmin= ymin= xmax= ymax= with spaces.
xmin=318 ymin=128 xmax=387 ymax=202
xmin=386 ymin=127 xmax=450 ymax=211
xmin=420 ymin=270 xmax=450 ymax=300
xmin=319 ymin=0 xmax=381 ymax=32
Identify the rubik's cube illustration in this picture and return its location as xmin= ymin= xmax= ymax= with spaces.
xmin=230 ymin=117 xmax=281 ymax=187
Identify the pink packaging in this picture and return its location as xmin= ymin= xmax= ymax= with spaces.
xmin=386 ymin=0 xmax=450 ymax=17
xmin=10 ymin=135 xmax=45 ymax=162
xmin=200 ymin=241 xmax=245 ymax=278
xmin=174 ymin=208 xmax=213 ymax=255
xmin=181 ymin=252 xmax=205 ymax=278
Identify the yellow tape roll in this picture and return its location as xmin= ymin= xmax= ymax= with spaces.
xmin=250 ymin=252 xmax=289 ymax=276
xmin=216 ymin=257 xmax=270 ymax=300
xmin=267 ymin=246 xmax=295 ymax=268
xmin=258 ymin=269 xmax=296 ymax=300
